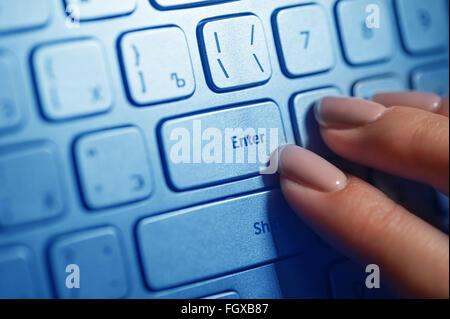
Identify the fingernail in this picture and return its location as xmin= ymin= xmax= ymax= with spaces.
xmin=372 ymin=91 xmax=442 ymax=112
xmin=315 ymin=96 xmax=386 ymax=128
xmin=279 ymin=144 xmax=347 ymax=193
xmin=437 ymin=96 xmax=449 ymax=117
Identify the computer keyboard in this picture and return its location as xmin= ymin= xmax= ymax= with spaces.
xmin=0 ymin=0 xmax=448 ymax=299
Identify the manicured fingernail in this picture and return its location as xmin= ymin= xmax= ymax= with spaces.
xmin=279 ymin=144 xmax=347 ymax=193
xmin=315 ymin=96 xmax=386 ymax=128
xmin=436 ymin=96 xmax=449 ymax=117
xmin=372 ymin=91 xmax=442 ymax=112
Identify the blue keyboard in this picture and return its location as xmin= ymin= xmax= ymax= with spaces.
xmin=0 ymin=0 xmax=448 ymax=299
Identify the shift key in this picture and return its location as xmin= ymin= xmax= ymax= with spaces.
xmin=136 ymin=190 xmax=318 ymax=290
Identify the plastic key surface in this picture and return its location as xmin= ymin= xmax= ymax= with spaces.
xmin=137 ymin=191 xmax=317 ymax=290
xmin=336 ymin=0 xmax=395 ymax=65
xmin=33 ymin=39 xmax=113 ymax=121
xmin=152 ymin=0 xmax=232 ymax=9
xmin=395 ymin=0 xmax=448 ymax=54
xmin=353 ymin=76 xmax=407 ymax=99
xmin=50 ymin=227 xmax=128 ymax=299
xmin=0 ymin=0 xmax=51 ymax=34
xmin=64 ymin=0 xmax=137 ymax=21
xmin=412 ymin=66 xmax=449 ymax=96
xmin=199 ymin=14 xmax=272 ymax=92
xmin=204 ymin=291 xmax=240 ymax=299
xmin=74 ymin=127 xmax=152 ymax=210
xmin=0 ymin=246 xmax=38 ymax=298
xmin=160 ymin=101 xmax=285 ymax=191
xmin=0 ymin=142 xmax=64 ymax=228
xmin=291 ymin=87 xmax=342 ymax=152
xmin=0 ymin=52 xmax=22 ymax=132
xmin=120 ymin=27 xmax=195 ymax=106
xmin=274 ymin=4 xmax=335 ymax=77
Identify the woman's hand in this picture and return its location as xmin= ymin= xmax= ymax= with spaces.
xmin=279 ymin=92 xmax=449 ymax=298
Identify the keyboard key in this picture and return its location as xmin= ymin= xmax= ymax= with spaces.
xmin=291 ymin=88 xmax=342 ymax=152
xmin=120 ymin=27 xmax=195 ymax=106
xmin=0 ymin=0 xmax=51 ymax=34
xmin=199 ymin=14 xmax=272 ymax=92
xmin=152 ymin=0 xmax=231 ymax=9
xmin=50 ymin=227 xmax=128 ymax=299
xmin=204 ymin=291 xmax=240 ymax=299
xmin=33 ymin=39 xmax=113 ymax=121
xmin=160 ymin=101 xmax=285 ymax=191
xmin=0 ymin=52 xmax=22 ymax=132
xmin=353 ymin=76 xmax=407 ymax=99
xmin=137 ymin=190 xmax=317 ymax=290
xmin=0 ymin=143 xmax=64 ymax=227
xmin=75 ymin=127 xmax=152 ymax=209
xmin=0 ymin=246 xmax=38 ymax=298
xmin=395 ymin=0 xmax=448 ymax=54
xmin=412 ymin=66 xmax=449 ymax=95
xmin=64 ymin=0 xmax=136 ymax=21
xmin=274 ymin=4 xmax=335 ymax=77
xmin=336 ymin=0 xmax=395 ymax=65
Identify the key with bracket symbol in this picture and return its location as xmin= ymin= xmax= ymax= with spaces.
xmin=120 ymin=27 xmax=195 ymax=106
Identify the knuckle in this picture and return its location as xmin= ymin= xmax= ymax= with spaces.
xmin=407 ymin=112 xmax=448 ymax=159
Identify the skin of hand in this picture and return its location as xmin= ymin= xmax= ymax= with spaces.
xmin=279 ymin=92 xmax=449 ymax=299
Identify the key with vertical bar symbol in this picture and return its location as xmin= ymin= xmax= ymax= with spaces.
xmin=199 ymin=14 xmax=272 ymax=92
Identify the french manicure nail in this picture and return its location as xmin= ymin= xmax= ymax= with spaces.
xmin=279 ymin=144 xmax=347 ymax=193
xmin=315 ymin=96 xmax=386 ymax=128
xmin=372 ymin=91 xmax=442 ymax=112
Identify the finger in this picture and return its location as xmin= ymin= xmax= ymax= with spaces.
xmin=436 ymin=96 xmax=449 ymax=117
xmin=315 ymin=97 xmax=449 ymax=194
xmin=372 ymin=91 xmax=443 ymax=114
xmin=279 ymin=145 xmax=449 ymax=298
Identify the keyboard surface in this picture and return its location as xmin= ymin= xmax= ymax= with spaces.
xmin=0 ymin=0 xmax=449 ymax=299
